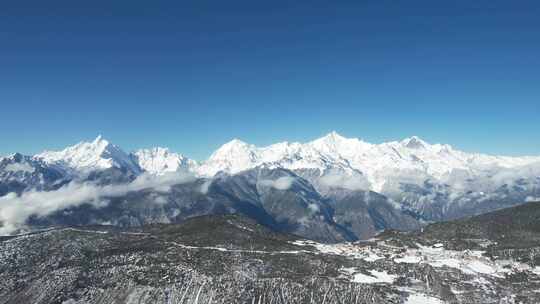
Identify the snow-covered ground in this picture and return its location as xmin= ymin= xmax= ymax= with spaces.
xmin=292 ymin=239 xmax=384 ymax=262
xmin=294 ymin=238 xmax=540 ymax=288
xmin=404 ymin=292 xmax=445 ymax=304
xmin=292 ymin=238 xmax=540 ymax=302
xmin=394 ymin=243 xmax=535 ymax=278
xmin=340 ymin=267 xmax=396 ymax=284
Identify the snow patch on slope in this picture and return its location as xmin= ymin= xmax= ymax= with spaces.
xmin=404 ymin=293 xmax=444 ymax=304
xmin=258 ymin=176 xmax=296 ymax=190
xmin=340 ymin=267 xmax=396 ymax=284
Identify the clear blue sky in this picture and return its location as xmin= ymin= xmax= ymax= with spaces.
xmin=1 ymin=0 xmax=539 ymax=160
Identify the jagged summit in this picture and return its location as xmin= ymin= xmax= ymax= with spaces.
xmin=310 ymin=131 xmax=358 ymax=146
xmin=317 ymin=131 xmax=346 ymax=142
xmin=401 ymin=136 xmax=428 ymax=149
xmin=35 ymin=136 xmax=140 ymax=174
xmin=89 ymin=135 xmax=107 ymax=146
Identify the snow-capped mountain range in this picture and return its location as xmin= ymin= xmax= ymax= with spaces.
xmin=2 ymin=132 xmax=540 ymax=221
xmin=197 ymin=131 xmax=540 ymax=192
xmin=1 ymin=132 xmax=540 ymax=239
xmin=4 ymin=132 xmax=540 ymax=193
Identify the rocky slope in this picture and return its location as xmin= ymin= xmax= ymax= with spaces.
xmin=19 ymin=167 xmax=417 ymax=243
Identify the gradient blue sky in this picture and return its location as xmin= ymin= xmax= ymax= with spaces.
xmin=1 ymin=0 xmax=539 ymax=160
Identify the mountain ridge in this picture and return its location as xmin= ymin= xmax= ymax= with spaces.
xmin=1 ymin=133 xmax=539 ymax=240
xmin=4 ymin=132 xmax=539 ymax=179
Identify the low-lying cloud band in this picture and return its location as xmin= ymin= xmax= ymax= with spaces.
xmin=0 ymin=172 xmax=195 ymax=235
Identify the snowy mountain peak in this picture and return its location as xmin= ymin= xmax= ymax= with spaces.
xmin=221 ymin=138 xmax=250 ymax=149
xmin=196 ymin=139 xmax=259 ymax=176
xmin=92 ymin=134 xmax=106 ymax=144
xmin=209 ymin=139 xmax=254 ymax=159
xmin=321 ymin=131 xmax=346 ymax=142
xmin=132 ymin=147 xmax=197 ymax=175
xmin=310 ymin=132 xmax=371 ymax=159
xmin=36 ymin=136 xmax=140 ymax=174
xmin=311 ymin=131 xmax=348 ymax=145
xmin=401 ymin=136 xmax=428 ymax=149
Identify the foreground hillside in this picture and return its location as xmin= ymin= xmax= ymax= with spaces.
xmin=2 ymin=202 xmax=540 ymax=304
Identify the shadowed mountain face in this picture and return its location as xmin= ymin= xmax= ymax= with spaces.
xmin=3 ymin=203 xmax=540 ymax=304
xmin=26 ymin=167 xmax=415 ymax=243
xmin=0 ymin=153 xmax=70 ymax=196
xmin=324 ymin=189 xmax=420 ymax=240
xmin=2 ymin=163 xmax=533 ymax=243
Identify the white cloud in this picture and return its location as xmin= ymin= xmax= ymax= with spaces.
xmin=525 ymin=196 xmax=540 ymax=202
xmin=319 ymin=172 xmax=371 ymax=191
xmin=199 ymin=179 xmax=213 ymax=194
xmin=259 ymin=176 xmax=295 ymax=190
xmin=148 ymin=193 xmax=168 ymax=205
xmin=0 ymin=172 xmax=195 ymax=235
